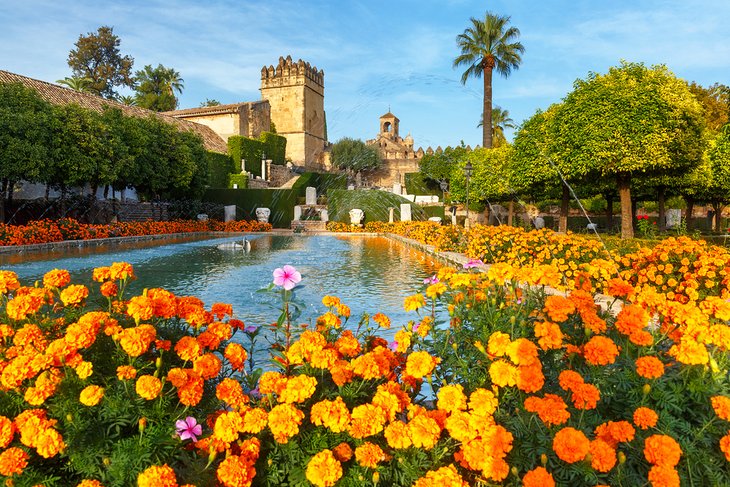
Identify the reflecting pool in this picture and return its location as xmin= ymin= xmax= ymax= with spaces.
xmin=3 ymin=235 xmax=442 ymax=339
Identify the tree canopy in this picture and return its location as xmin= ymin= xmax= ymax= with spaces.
xmin=330 ymin=138 xmax=382 ymax=173
xmin=134 ymin=64 xmax=184 ymax=112
xmin=67 ymin=26 xmax=135 ymax=99
xmin=418 ymin=144 xmax=468 ymax=185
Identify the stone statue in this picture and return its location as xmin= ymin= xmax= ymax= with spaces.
xmin=349 ymin=209 xmax=364 ymax=226
xmin=255 ymin=207 xmax=271 ymax=223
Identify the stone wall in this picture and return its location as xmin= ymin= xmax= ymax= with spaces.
xmin=368 ymin=158 xmax=422 ymax=188
xmin=267 ymin=164 xmax=297 ymax=187
xmin=164 ymin=101 xmax=271 ymax=143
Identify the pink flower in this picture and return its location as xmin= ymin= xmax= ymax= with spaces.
xmin=423 ymin=275 xmax=439 ymax=284
xmin=175 ymin=416 xmax=202 ymax=441
xmin=273 ymin=265 xmax=302 ymax=290
xmin=463 ymin=258 xmax=484 ymax=269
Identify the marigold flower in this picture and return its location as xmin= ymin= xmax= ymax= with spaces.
xmin=605 ymin=277 xmax=635 ymax=298
xmin=334 ymin=330 xmax=361 ymax=357
xmin=372 ymin=312 xmax=391 ymax=329
xmin=534 ymin=321 xmax=564 ymax=350
xmin=404 ymin=293 xmax=426 ymax=312
xmin=76 ymin=361 xmax=93 ymax=379
xmin=522 ymin=466 xmax=555 ymax=487
xmin=405 ymin=351 xmax=440 ymax=379
xmin=136 ymin=375 xmax=162 ymax=400
xmin=589 ymin=439 xmax=617 ymax=472
xmin=544 ymin=295 xmax=576 ymax=322
xmin=408 ymin=414 xmax=441 ymax=449
xmin=79 ymin=385 xmax=104 ymax=406
xmin=636 ymin=356 xmax=665 ymax=379
xmin=137 ymin=464 xmax=177 ymax=487
xmin=517 ymin=363 xmax=545 ymax=393
xmin=468 ymin=388 xmax=498 ymax=417
xmin=634 ymin=407 xmax=659 ymax=430
xmin=412 ymin=464 xmax=468 ymax=487
xmin=109 ymin=262 xmax=135 ymax=281
xmin=213 ymin=411 xmax=245 ymax=443
xmin=278 ymin=374 xmax=317 ymax=404
xmin=216 ymin=453 xmax=256 ymax=487
xmin=524 ymin=394 xmax=570 ymax=426
xmin=437 ymin=384 xmax=467 ymax=413
xmin=193 ymin=353 xmax=222 ymax=380
xmin=0 ymin=416 xmax=15 ymax=449
xmin=0 ymin=446 xmax=28 ymax=477
xmin=126 ymin=295 xmax=155 ymax=322
xmin=595 ymin=420 xmax=635 ymax=447
xmin=100 ymin=281 xmax=118 ymax=297
xmin=118 ymin=324 xmax=156 ymax=357
xmin=35 ymin=427 xmax=65 ymax=458
xmin=426 ymin=282 xmax=447 ymax=298
xmin=582 ymin=336 xmax=620 ymax=366
xmin=644 ymin=434 xmax=682 ymax=467
xmin=76 ymin=480 xmax=104 ymax=487
xmin=211 ymin=302 xmax=233 ymax=319
xmin=384 ymin=420 xmax=413 ymax=449
xmin=332 ymin=442 xmax=353 ymax=462
xmin=116 ymin=365 xmax=137 ymax=381
xmin=268 ymin=403 xmax=305 ymax=443
xmin=647 ymin=465 xmax=680 ymax=487
xmin=305 ymin=450 xmax=342 ymax=487
xmin=216 ymin=378 xmax=248 ymax=409
xmin=668 ymin=339 xmax=709 ymax=365
xmin=720 ymin=433 xmax=730 ymax=462
xmin=487 ymin=331 xmax=511 ymax=357
xmin=310 ymin=397 xmax=350 ymax=433
xmin=322 ymin=295 xmax=340 ymax=307
xmin=242 ymin=408 xmax=268 ymax=434
xmin=0 ymin=270 xmax=21 ymax=294
xmin=60 ymin=284 xmax=89 ymax=306
xmin=258 ymin=371 xmax=287 ymax=395
xmin=711 ymin=396 xmax=730 ymax=421
xmin=348 ymin=403 xmax=387 ymax=439
xmin=552 ymin=427 xmax=590 ymax=463
xmin=355 ymin=442 xmax=386 ymax=468
xmin=489 ymin=359 xmax=518 ymax=387
xmin=224 ymin=342 xmax=248 ymax=371
xmin=43 ymin=269 xmax=71 ymax=288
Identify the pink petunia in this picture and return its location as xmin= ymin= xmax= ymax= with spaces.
xmin=273 ymin=265 xmax=302 ymax=291
xmin=463 ymin=258 xmax=485 ymax=269
xmin=175 ymin=416 xmax=202 ymax=441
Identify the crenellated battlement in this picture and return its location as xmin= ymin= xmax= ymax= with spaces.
xmin=261 ymin=55 xmax=324 ymax=88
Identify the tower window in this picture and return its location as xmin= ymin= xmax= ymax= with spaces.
xmin=383 ymin=122 xmax=391 ymax=133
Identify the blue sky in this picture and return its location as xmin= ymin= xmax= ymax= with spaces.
xmin=1 ymin=0 xmax=728 ymax=150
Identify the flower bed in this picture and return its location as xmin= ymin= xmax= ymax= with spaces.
xmin=1 ymin=254 xmax=729 ymax=486
xmin=0 ymin=219 xmax=272 ymax=246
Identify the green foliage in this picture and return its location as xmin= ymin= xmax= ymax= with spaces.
xmin=707 ymin=126 xmax=730 ymax=206
xmin=207 ymin=151 xmax=237 ymax=188
xmin=418 ymin=145 xmax=468 ymax=184
xmin=326 ymin=189 xmax=428 ymax=223
xmin=203 ymin=188 xmax=299 ymax=227
xmin=511 ymin=106 xmax=562 ymax=198
xmin=228 ymin=136 xmax=266 ymax=178
xmin=133 ymin=64 xmax=184 ymax=112
xmin=228 ymin=173 xmax=248 ymax=189
xmin=330 ymin=137 xmax=382 ymax=172
xmin=259 ymin=131 xmax=287 ymax=165
xmin=449 ymin=146 xmax=514 ymax=203
xmin=688 ymin=82 xmax=729 ymax=134
xmin=199 ymin=98 xmax=221 ymax=107
xmin=404 ymin=172 xmax=441 ymax=196
xmin=67 ymin=26 xmax=134 ymax=99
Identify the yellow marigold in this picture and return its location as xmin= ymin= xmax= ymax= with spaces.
xmin=372 ymin=312 xmax=391 ymax=329
xmin=305 ymin=450 xmax=343 ymax=487
xmin=668 ymin=338 xmax=709 ymax=365
xmin=258 ymin=371 xmax=286 ymax=395
xmin=384 ymin=420 xmax=413 ymax=449
xmin=582 ymin=336 xmax=620 ymax=366
xmin=405 ymin=351 xmax=440 ymax=379
xmin=336 ymin=303 xmax=350 ymax=318
xmin=489 ymin=359 xmax=518 ymax=388
xmin=60 ymin=284 xmax=89 ymax=307
xmin=216 ymin=378 xmax=248 ymax=409
xmin=268 ymin=403 xmax=304 ymax=443
xmin=448 ymin=273 xmax=472 ymax=288
xmin=35 ymin=427 xmax=65 ymax=458
xmin=76 ymin=480 xmax=104 ymax=487
xmin=310 ymin=397 xmax=350 ymax=433
xmin=522 ymin=466 xmax=555 ymax=487
xmin=109 ymin=262 xmax=135 ymax=281
xmin=136 ymin=375 xmax=162 ymax=400
xmin=394 ymin=329 xmax=412 ymax=353
xmin=213 ymin=411 xmax=245 ymax=443
xmin=118 ymin=324 xmax=156 ymax=357
xmin=552 ymin=427 xmax=590 ymax=463
xmin=355 ymin=442 xmax=386 ymax=468
xmin=404 ymin=293 xmax=426 ymax=312
xmin=408 ymin=414 xmax=441 ymax=449
xmin=322 ymin=295 xmax=340 ymax=307
xmin=426 ymin=282 xmax=447 ymax=299
xmin=278 ymin=374 xmax=317 ymax=404
xmin=216 ymin=454 xmax=256 ymax=487
xmin=589 ymin=439 xmax=616 ymax=473
xmin=437 ymin=384 xmax=467 ymax=413
xmin=43 ymin=269 xmax=71 ymax=288
xmin=0 ymin=416 xmax=15 ymax=449
xmin=116 ymin=365 xmax=137 ymax=381
xmin=0 ymin=446 xmax=29 ymax=477
xmin=75 ymin=361 xmax=93 ymax=380
xmin=348 ymin=403 xmax=387 ymax=439
xmin=647 ymin=465 xmax=680 ymax=487
xmin=644 ymin=434 xmax=682 ymax=467
xmin=487 ymin=331 xmax=511 ymax=357
xmin=0 ymin=270 xmax=21 ymax=294
xmin=633 ymin=407 xmax=659 ymax=430
xmin=635 ymin=356 xmax=665 ymax=379
xmin=79 ymin=385 xmax=104 ymax=406
xmin=137 ymin=464 xmax=177 ymax=487
xmin=317 ymin=311 xmax=341 ymax=329
xmin=413 ymin=464 xmax=468 ymax=487
xmin=242 ymin=408 xmax=268 ymax=434
xmin=711 ymin=396 xmax=730 ymax=421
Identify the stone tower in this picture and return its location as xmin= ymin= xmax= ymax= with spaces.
xmin=379 ymin=112 xmax=399 ymax=140
xmin=260 ymin=55 xmax=327 ymax=166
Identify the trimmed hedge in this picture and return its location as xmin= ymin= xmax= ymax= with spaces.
xmin=259 ymin=132 xmax=287 ymax=165
xmin=228 ymin=173 xmax=248 ymax=189
xmin=291 ymin=172 xmax=347 ymax=194
xmin=207 ymin=151 xmax=236 ymax=188
xmin=404 ymin=172 xmax=441 ymax=196
xmin=228 ymin=136 xmax=266 ymax=178
xmin=327 ymin=189 xmax=431 ymax=223
xmin=203 ymin=188 xmax=298 ymax=228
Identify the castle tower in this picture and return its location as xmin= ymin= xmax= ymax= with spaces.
xmin=260 ymin=55 xmax=326 ymax=166
xmin=379 ymin=112 xmax=399 ymax=140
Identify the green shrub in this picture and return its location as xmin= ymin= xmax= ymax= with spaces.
xmin=207 ymin=151 xmax=236 ymax=188
xmin=404 ymin=172 xmax=441 ymax=196
xmin=327 ymin=189 xmax=429 ymax=223
xmin=259 ymin=131 xmax=287 ymax=165
xmin=228 ymin=173 xmax=248 ymax=189
xmin=203 ymin=188 xmax=298 ymax=228
xmin=228 ymin=136 xmax=266 ymax=177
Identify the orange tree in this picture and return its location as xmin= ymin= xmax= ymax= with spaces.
xmin=548 ymin=62 xmax=706 ymax=239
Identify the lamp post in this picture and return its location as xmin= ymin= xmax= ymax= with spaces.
xmin=464 ymin=162 xmax=473 ymax=228
xmin=439 ymin=180 xmax=448 ymax=201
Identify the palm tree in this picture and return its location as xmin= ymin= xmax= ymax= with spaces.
xmin=134 ymin=64 xmax=184 ymax=111
xmin=477 ymin=106 xmax=515 ymax=147
xmin=57 ymin=76 xmax=94 ymax=92
xmin=117 ymin=95 xmax=137 ymax=106
xmin=454 ymin=12 xmax=524 ymax=148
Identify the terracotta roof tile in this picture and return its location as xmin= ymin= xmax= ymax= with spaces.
xmin=0 ymin=70 xmax=228 ymax=154
xmin=164 ymin=101 xmax=267 ymax=118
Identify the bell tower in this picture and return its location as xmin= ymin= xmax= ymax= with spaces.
xmin=379 ymin=111 xmax=399 ymax=140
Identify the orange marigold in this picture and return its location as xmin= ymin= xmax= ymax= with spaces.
xmin=644 ymin=434 xmax=682 ymax=467
xmin=372 ymin=312 xmax=391 ymax=329
xmin=711 ymin=395 xmax=730 ymax=421
xmin=278 ymin=374 xmax=317 ymax=404
xmin=582 ymin=336 xmax=619 ymax=366
xmin=595 ymin=421 xmax=635 ymax=447
xmin=76 ymin=481 xmax=104 ymax=487
xmin=571 ymin=382 xmax=600 ymax=410
xmin=633 ymin=407 xmax=659 ymax=430
xmin=552 ymin=427 xmax=590 ymax=463
xmin=43 ymin=269 xmax=71 ymax=288
xmin=60 ymin=284 xmax=89 ymax=306
xmin=437 ymin=384 xmax=467 ymax=413
xmin=116 ymin=365 xmax=137 ymax=381
xmin=355 ymin=442 xmax=386 ymax=468
xmin=0 ymin=416 xmax=15 ymax=449
xmin=348 ymin=403 xmax=387 ymax=439
xmin=384 ymin=421 xmax=413 ymax=449
xmin=647 ymin=465 xmax=680 ymax=487
xmin=213 ymin=411 xmax=245 ymax=443
xmin=216 ymin=454 xmax=256 ymax=487
xmin=137 ymin=464 xmax=177 ymax=487
xmin=589 ymin=439 xmax=616 ymax=472
xmin=524 ymin=394 xmax=570 ymax=426
xmin=118 ymin=324 xmax=156 ymax=357
xmin=720 ymin=433 xmax=730 ymax=462
xmin=534 ymin=321 xmax=564 ymax=350
xmin=332 ymin=442 xmax=353 ymax=462
xmin=558 ymin=370 xmax=584 ymax=391
xmin=193 ymin=353 xmax=222 ymax=380
xmin=635 ymin=356 xmax=665 ymax=379
xmin=310 ymin=397 xmax=350 ymax=433
xmin=412 ymin=464 xmax=468 ymax=487
xmin=306 ymin=450 xmax=343 ymax=487
xmin=0 ymin=270 xmax=21 ymax=294
xmin=216 ymin=378 xmax=248 ymax=409
xmin=136 ymin=375 xmax=162 ymax=400
xmin=224 ymin=342 xmax=248 ymax=371
xmin=0 ymin=446 xmax=28 ymax=477
xmin=79 ymin=385 xmax=104 ymax=406
xmin=405 ymin=351 xmax=440 ymax=379
xmin=544 ymin=295 xmax=576 ymax=322
xmin=242 ymin=408 xmax=268 ymax=434
xmin=268 ymin=403 xmax=304 ymax=443
xmin=522 ymin=466 xmax=555 ymax=487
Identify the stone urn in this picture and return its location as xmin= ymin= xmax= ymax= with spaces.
xmin=349 ymin=208 xmax=364 ymax=226
xmin=255 ymin=207 xmax=271 ymax=223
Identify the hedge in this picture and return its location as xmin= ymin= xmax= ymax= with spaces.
xmin=228 ymin=173 xmax=248 ymax=189
xmin=203 ymin=188 xmax=298 ymax=228
xmin=404 ymin=172 xmax=441 ymax=196
xmin=259 ymin=132 xmax=287 ymax=165
xmin=326 ymin=189 xmax=430 ymax=224
xmin=207 ymin=151 xmax=236 ymax=188
xmin=228 ymin=136 xmax=266 ymax=178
